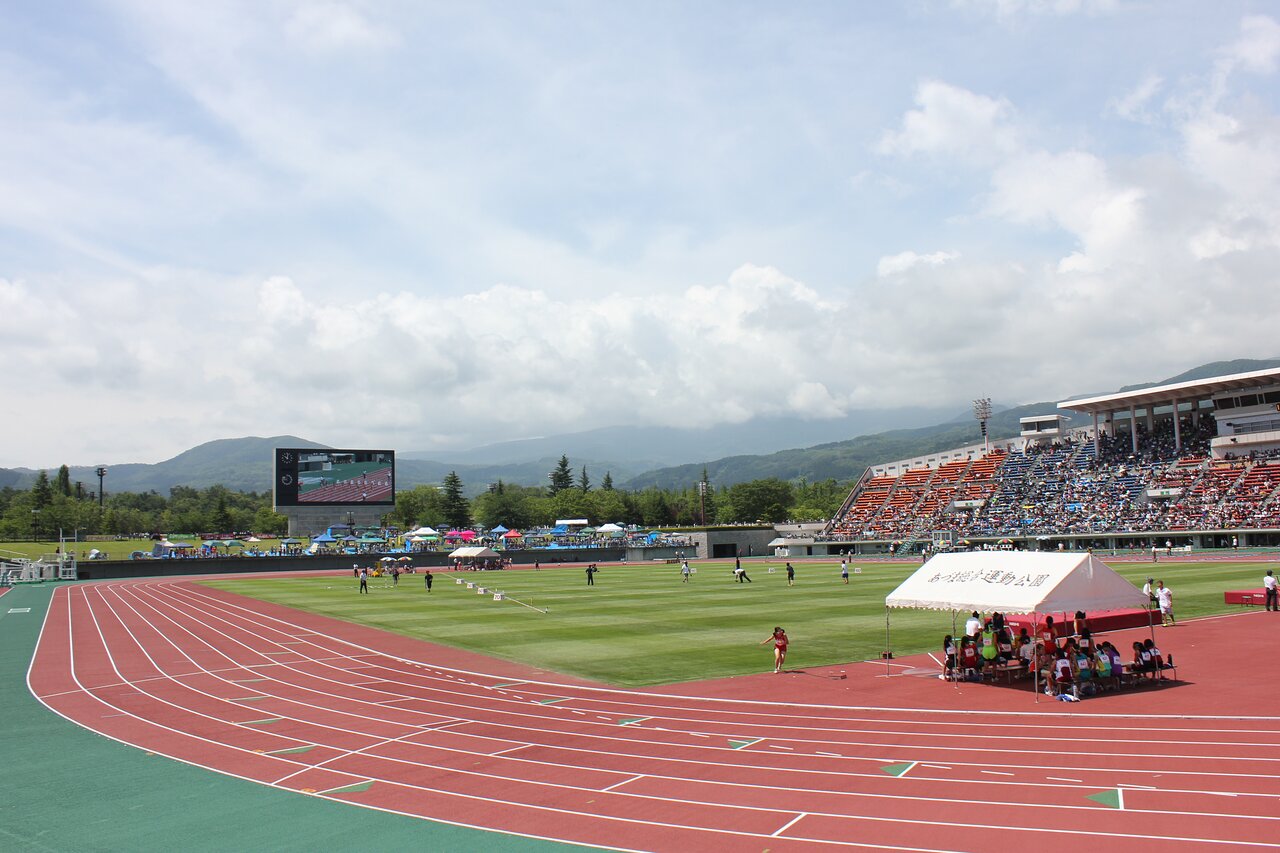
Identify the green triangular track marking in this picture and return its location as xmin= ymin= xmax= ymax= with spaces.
xmin=881 ymin=762 xmax=916 ymax=777
xmin=266 ymin=745 xmax=315 ymax=755
xmin=728 ymin=738 xmax=762 ymax=750
xmin=538 ymin=698 xmax=569 ymax=705
xmin=232 ymin=696 xmax=266 ymax=702
xmin=1087 ymin=789 xmax=1122 ymax=809
xmin=493 ymin=681 xmax=527 ymax=688
xmin=241 ymin=717 xmax=284 ymax=726
xmin=231 ymin=678 xmax=266 ymax=683
xmin=619 ymin=717 xmax=651 ymax=726
xmin=321 ymin=780 xmax=374 ymax=795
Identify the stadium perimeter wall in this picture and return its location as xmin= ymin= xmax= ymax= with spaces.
xmin=68 ymin=546 xmax=712 ymax=581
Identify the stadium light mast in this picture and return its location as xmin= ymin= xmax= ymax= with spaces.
xmin=698 ymin=480 xmax=708 ymax=526
xmin=95 ymin=467 xmax=107 ymax=509
xmin=973 ymin=398 xmax=993 ymax=452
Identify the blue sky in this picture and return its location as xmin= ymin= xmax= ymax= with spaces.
xmin=3 ymin=1 xmax=1279 ymax=466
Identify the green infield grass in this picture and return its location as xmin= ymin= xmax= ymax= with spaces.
xmin=201 ymin=557 xmax=1273 ymax=687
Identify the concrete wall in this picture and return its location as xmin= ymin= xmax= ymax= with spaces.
xmin=685 ymin=527 xmax=777 ymax=559
xmin=283 ymin=505 xmax=391 ymax=536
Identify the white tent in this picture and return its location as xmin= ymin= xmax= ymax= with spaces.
xmin=596 ymin=523 xmax=624 ymax=533
xmin=886 ymin=552 xmax=1150 ymax=699
xmin=886 ymin=552 xmax=1148 ymax=614
xmin=448 ymin=546 xmax=499 ymax=560
xmin=409 ymin=526 xmax=438 ymax=537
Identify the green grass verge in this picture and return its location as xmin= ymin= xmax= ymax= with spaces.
xmin=203 ymin=558 xmax=1275 ymax=687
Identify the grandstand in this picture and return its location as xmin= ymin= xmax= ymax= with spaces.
xmin=821 ymin=367 xmax=1280 ymax=553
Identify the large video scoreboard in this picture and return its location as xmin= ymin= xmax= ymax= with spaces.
xmin=273 ymin=448 xmax=396 ymax=507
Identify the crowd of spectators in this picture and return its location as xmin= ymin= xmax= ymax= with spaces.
xmin=825 ymin=413 xmax=1280 ymax=541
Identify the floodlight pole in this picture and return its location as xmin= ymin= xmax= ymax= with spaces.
xmin=95 ymin=467 xmax=107 ymax=508
xmin=973 ymin=398 xmax=992 ymax=452
xmin=698 ymin=481 xmax=707 ymax=526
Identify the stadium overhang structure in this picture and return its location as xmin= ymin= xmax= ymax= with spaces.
xmin=1058 ymin=366 xmax=1280 ymax=456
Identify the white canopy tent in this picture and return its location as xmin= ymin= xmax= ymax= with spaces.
xmin=885 ymin=552 xmax=1150 ymax=699
xmin=448 ymin=546 xmax=499 ymax=560
xmin=886 ymin=552 xmax=1149 ymax=614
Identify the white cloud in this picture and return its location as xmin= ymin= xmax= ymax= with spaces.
xmin=1106 ymin=73 xmax=1163 ymax=123
xmin=3 ymin=5 xmax=1280 ymax=469
xmin=950 ymin=0 xmax=1120 ymax=20
xmin=876 ymin=250 xmax=960 ymax=277
xmin=285 ymin=3 xmax=398 ymax=52
xmin=1225 ymin=15 xmax=1280 ymax=74
xmin=877 ymin=80 xmax=1019 ymax=165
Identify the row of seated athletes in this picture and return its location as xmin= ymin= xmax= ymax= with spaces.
xmin=943 ymin=626 xmax=1173 ymax=696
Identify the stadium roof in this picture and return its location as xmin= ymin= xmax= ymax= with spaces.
xmin=1058 ymin=366 xmax=1280 ymax=415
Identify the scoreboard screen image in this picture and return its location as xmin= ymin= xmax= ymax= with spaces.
xmin=274 ymin=448 xmax=395 ymax=506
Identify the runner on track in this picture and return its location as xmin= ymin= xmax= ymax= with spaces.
xmin=760 ymin=626 xmax=788 ymax=673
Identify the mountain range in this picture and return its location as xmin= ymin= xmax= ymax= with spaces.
xmin=3 ymin=357 xmax=1277 ymax=497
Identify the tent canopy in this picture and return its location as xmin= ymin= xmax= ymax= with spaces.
xmin=885 ymin=552 xmax=1148 ymax=614
xmin=449 ymin=546 xmax=499 ymax=559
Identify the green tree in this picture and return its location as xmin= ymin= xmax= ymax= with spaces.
xmin=31 ymin=470 xmax=52 ymax=509
xmin=472 ymin=483 xmax=539 ymax=530
xmin=548 ymin=455 xmax=574 ymax=495
xmin=722 ymin=478 xmax=794 ymax=523
xmin=54 ymin=465 xmax=72 ymax=497
xmin=252 ymin=506 xmax=289 ymax=535
xmin=637 ymin=489 xmax=673 ymax=527
xmin=440 ymin=471 xmax=471 ymax=529
xmin=211 ymin=495 xmax=233 ymax=533
xmin=601 ymin=471 xmax=614 ymax=491
xmin=578 ymin=465 xmax=591 ymax=492
xmin=551 ymin=488 xmax=588 ymax=521
xmin=587 ymin=488 xmax=628 ymax=525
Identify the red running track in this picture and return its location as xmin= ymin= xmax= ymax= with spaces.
xmin=28 ymin=578 xmax=1280 ymax=852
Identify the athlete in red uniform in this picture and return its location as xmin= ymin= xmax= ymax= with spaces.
xmin=760 ymin=626 xmax=789 ymax=673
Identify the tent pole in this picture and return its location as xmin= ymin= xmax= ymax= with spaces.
xmin=884 ymin=607 xmax=891 ymax=676
xmin=951 ymin=610 xmax=958 ymax=689
xmin=1033 ymin=609 xmax=1040 ymax=705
